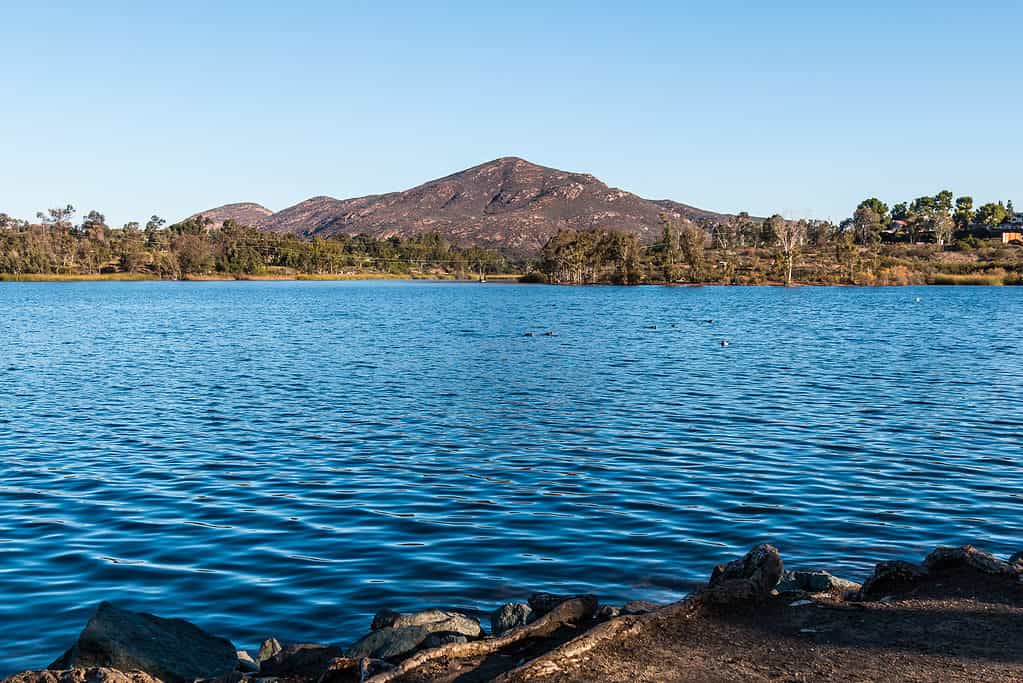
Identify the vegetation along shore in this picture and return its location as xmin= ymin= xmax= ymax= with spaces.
xmin=2 ymin=179 xmax=1020 ymax=286
xmin=4 ymin=543 xmax=1021 ymax=682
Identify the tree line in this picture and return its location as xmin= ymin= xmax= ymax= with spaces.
xmin=0 ymin=208 xmax=507 ymax=278
xmin=849 ymin=192 xmax=1016 ymax=247
xmin=538 ymin=189 xmax=1020 ymax=286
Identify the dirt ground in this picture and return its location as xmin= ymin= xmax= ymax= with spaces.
xmin=394 ymin=567 xmax=1023 ymax=683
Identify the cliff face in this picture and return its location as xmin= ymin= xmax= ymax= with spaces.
xmin=191 ymin=158 xmax=728 ymax=255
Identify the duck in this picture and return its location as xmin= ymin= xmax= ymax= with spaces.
xmin=720 ymin=340 xmax=730 ymax=347
xmin=523 ymin=331 xmax=535 ymax=337
xmin=543 ymin=330 xmax=556 ymax=337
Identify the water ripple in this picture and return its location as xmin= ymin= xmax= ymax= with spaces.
xmin=0 ymin=281 xmax=1021 ymax=673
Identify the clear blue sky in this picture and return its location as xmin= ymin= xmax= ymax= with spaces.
xmin=2 ymin=1 xmax=1020 ymax=226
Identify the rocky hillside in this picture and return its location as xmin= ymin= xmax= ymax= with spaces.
xmin=189 ymin=202 xmax=273 ymax=228
xmin=190 ymin=158 xmax=729 ymax=255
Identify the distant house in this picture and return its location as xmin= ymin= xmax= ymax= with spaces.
xmin=1000 ymin=213 xmax=1023 ymax=244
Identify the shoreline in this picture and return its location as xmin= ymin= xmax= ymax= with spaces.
xmin=0 ymin=272 xmax=1017 ymax=286
xmin=5 ymin=543 xmax=1021 ymax=682
xmin=0 ymin=273 xmax=521 ymax=283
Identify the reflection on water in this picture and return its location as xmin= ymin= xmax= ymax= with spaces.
xmin=0 ymin=281 xmax=1021 ymax=672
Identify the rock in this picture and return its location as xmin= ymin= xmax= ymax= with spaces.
xmin=359 ymin=659 xmax=395 ymax=680
xmin=346 ymin=610 xmax=482 ymax=661
xmin=370 ymin=609 xmax=401 ymax=631
xmin=490 ymin=602 xmax=533 ymax=635
xmin=597 ymin=605 xmax=621 ymax=620
xmin=367 ymin=609 xmax=481 ymax=634
xmin=256 ymin=638 xmax=281 ymax=663
xmin=2 ymin=669 xmax=161 ymax=683
xmin=776 ymin=569 xmax=862 ymax=594
xmin=421 ymin=633 xmax=467 ymax=649
xmin=314 ymin=657 xmax=360 ymax=683
xmin=620 ymin=600 xmax=660 ymax=615
xmin=259 ymin=644 xmax=344 ymax=678
xmin=859 ymin=560 xmax=927 ymax=600
xmin=1010 ymin=550 xmax=1023 ymax=566
xmin=703 ymin=544 xmax=783 ymax=604
xmin=47 ymin=602 xmax=237 ymax=683
xmin=924 ymin=545 xmax=1020 ymax=576
xmin=527 ymin=592 xmax=595 ymax=617
xmin=195 ymin=674 xmax=244 ymax=683
xmin=236 ymin=651 xmax=259 ymax=674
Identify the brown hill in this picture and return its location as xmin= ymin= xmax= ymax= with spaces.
xmin=189 ymin=202 xmax=272 ymax=228
xmin=191 ymin=158 xmax=729 ymax=255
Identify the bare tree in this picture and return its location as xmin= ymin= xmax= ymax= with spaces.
xmin=677 ymin=222 xmax=706 ymax=282
xmin=933 ymin=212 xmax=954 ymax=247
xmin=776 ymin=218 xmax=807 ymax=286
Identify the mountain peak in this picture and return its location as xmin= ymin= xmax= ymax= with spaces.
xmin=189 ymin=159 xmax=727 ymax=254
xmin=188 ymin=202 xmax=272 ymax=226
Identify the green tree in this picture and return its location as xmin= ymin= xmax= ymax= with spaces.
xmin=857 ymin=198 xmax=890 ymax=226
xmin=954 ymin=196 xmax=974 ymax=230
xmin=658 ymin=215 xmax=683 ymax=282
xmin=976 ymin=201 xmax=1010 ymax=226
xmin=677 ymin=222 xmax=706 ymax=282
xmin=37 ymin=205 xmax=75 ymax=231
xmin=852 ymin=206 xmax=883 ymax=245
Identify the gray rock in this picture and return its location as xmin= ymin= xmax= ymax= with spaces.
xmin=256 ymin=638 xmax=281 ymax=663
xmin=236 ymin=651 xmax=259 ymax=674
xmin=703 ymin=544 xmax=783 ymax=604
xmin=2 ymin=669 xmax=162 ymax=683
xmin=620 ymin=600 xmax=660 ymax=615
xmin=859 ymin=560 xmax=927 ymax=600
xmin=370 ymin=609 xmax=481 ymax=634
xmin=346 ymin=610 xmax=482 ymax=661
xmin=490 ymin=602 xmax=533 ymax=635
xmin=259 ymin=644 xmax=343 ymax=678
xmin=776 ymin=569 xmax=862 ymax=594
xmin=421 ymin=633 xmax=468 ymax=649
xmin=527 ymin=592 xmax=596 ymax=617
xmin=924 ymin=545 xmax=1020 ymax=576
xmin=47 ymin=602 xmax=237 ymax=683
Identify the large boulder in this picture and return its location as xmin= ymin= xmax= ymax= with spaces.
xmin=490 ymin=602 xmax=533 ymax=635
xmin=3 ymin=669 xmax=161 ymax=683
xmin=924 ymin=545 xmax=1020 ymax=576
xmin=48 ymin=603 xmax=236 ymax=683
xmin=346 ymin=610 xmax=482 ymax=661
xmin=859 ymin=560 xmax=927 ymax=600
xmin=703 ymin=544 xmax=783 ymax=604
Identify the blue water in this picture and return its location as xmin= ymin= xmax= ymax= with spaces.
xmin=1 ymin=281 xmax=1021 ymax=672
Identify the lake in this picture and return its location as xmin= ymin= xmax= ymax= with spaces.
xmin=1 ymin=281 xmax=1021 ymax=672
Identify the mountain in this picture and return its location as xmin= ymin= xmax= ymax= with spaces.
xmin=190 ymin=158 xmax=729 ymax=255
xmin=189 ymin=202 xmax=273 ymax=227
